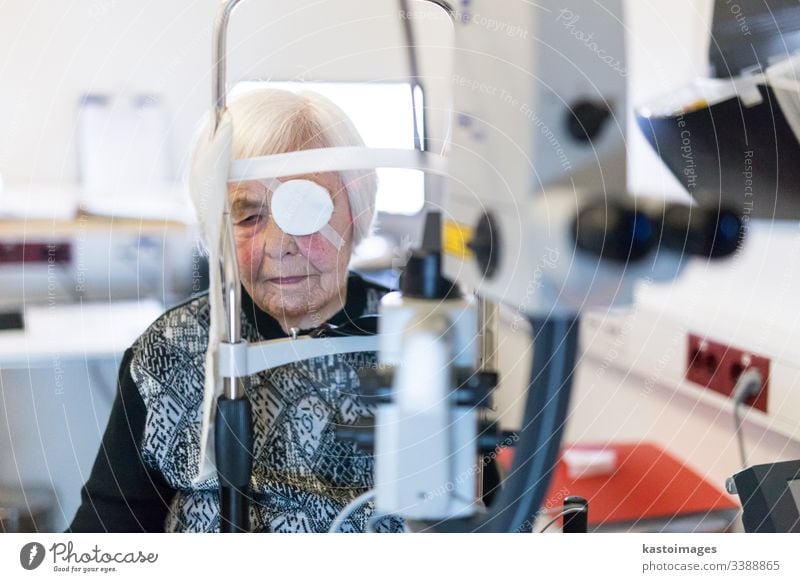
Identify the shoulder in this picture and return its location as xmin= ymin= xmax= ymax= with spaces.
xmin=132 ymin=293 xmax=210 ymax=356
xmin=128 ymin=294 xmax=210 ymax=405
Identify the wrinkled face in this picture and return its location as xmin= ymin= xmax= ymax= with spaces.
xmin=229 ymin=172 xmax=354 ymax=328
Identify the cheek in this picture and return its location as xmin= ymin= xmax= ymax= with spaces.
xmin=296 ymin=234 xmax=338 ymax=271
xmin=235 ymin=236 xmax=262 ymax=279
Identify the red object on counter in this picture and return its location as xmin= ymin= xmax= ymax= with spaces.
xmin=496 ymin=442 xmax=738 ymax=527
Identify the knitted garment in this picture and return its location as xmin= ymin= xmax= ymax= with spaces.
xmin=127 ymin=277 xmax=402 ymax=532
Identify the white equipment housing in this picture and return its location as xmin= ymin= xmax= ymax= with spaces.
xmin=442 ymin=0 xmax=657 ymax=315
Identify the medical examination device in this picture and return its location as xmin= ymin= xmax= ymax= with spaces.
xmin=639 ymin=0 xmax=800 ymax=532
xmin=191 ymin=0 xmax=742 ymax=532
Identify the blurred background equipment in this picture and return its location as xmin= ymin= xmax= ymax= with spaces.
xmin=729 ymin=459 xmax=800 ymax=532
xmin=637 ymin=0 xmax=800 ymax=219
xmin=0 ymin=486 xmax=56 ymax=533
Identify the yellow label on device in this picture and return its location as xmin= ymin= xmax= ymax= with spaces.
xmin=443 ymin=220 xmax=473 ymax=259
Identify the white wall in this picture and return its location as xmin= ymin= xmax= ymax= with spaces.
xmin=0 ymin=0 xmax=453 ymax=187
xmin=625 ymin=0 xmax=713 ymax=201
xmin=1 ymin=0 xmax=719 ymax=211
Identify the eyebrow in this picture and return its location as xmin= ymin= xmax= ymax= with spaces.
xmin=231 ymin=196 xmax=267 ymax=216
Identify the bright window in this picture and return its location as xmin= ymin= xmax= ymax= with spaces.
xmin=231 ymin=81 xmax=425 ymax=215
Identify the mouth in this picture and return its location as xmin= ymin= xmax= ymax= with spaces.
xmin=266 ymin=275 xmax=310 ymax=286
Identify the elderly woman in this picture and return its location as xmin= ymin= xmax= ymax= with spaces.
xmin=69 ymin=89 xmax=398 ymax=533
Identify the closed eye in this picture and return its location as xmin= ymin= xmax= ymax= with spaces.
xmin=235 ymin=214 xmax=265 ymax=227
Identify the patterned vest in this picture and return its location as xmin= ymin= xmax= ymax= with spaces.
xmin=129 ymin=281 xmax=401 ymax=532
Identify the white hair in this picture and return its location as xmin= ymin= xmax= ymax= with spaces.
xmin=193 ymin=88 xmax=378 ymax=247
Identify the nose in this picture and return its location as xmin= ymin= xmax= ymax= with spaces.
xmin=262 ymin=214 xmax=300 ymax=259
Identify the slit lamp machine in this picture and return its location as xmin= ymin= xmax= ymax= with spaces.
xmin=189 ymin=0 xmax=743 ymax=533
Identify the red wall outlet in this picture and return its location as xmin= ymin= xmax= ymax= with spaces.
xmin=686 ymin=334 xmax=769 ymax=413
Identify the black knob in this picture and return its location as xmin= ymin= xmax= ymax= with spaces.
xmin=478 ymin=421 xmax=504 ymax=454
xmin=467 ymin=212 xmax=501 ymax=278
xmin=400 ymin=251 xmax=456 ymax=299
xmin=567 ymin=100 xmax=612 ymax=143
xmin=661 ymin=205 xmax=743 ymax=258
xmin=574 ymin=199 xmax=655 ymax=262
xmin=562 ymin=496 xmax=589 ymax=533
xmin=455 ymin=369 xmax=498 ymax=408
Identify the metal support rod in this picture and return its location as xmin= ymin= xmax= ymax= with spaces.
xmin=216 ymin=211 xmax=252 ymax=532
xmin=213 ymin=0 xmax=451 ymax=134
xmin=222 ymin=209 xmax=242 ymax=352
xmin=213 ymin=0 xmax=243 ymax=133
xmin=478 ymin=298 xmax=499 ymax=371
xmin=215 ymin=393 xmax=253 ymax=533
xmin=213 ymin=0 xmax=249 ymax=534
xmin=476 ymin=298 xmax=499 ymax=502
xmin=209 ymin=0 xmax=456 ymax=534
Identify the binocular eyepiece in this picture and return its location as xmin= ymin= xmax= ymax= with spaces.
xmin=574 ymin=199 xmax=743 ymax=263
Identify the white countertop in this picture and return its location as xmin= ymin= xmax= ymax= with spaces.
xmin=0 ymin=299 xmax=164 ymax=368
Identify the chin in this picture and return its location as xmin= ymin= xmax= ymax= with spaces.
xmin=258 ymin=291 xmax=311 ymax=316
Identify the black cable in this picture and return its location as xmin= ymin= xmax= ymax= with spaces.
xmin=538 ymin=506 xmax=585 ymax=533
xmin=731 ymin=368 xmax=762 ymax=470
xmin=733 ymin=400 xmax=747 ymax=469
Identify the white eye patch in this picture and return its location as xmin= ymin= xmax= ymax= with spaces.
xmin=260 ymin=178 xmax=345 ymax=249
